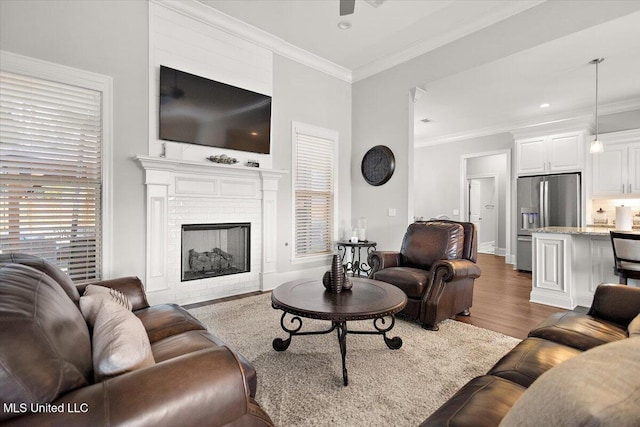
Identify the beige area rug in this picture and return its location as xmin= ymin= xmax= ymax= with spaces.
xmin=188 ymin=293 xmax=520 ymax=427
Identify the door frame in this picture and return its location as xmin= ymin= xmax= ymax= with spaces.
xmin=467 ymin=174 xmax=499 ymax=254
xmin=460 ymin=149 xmax=512 ymax=262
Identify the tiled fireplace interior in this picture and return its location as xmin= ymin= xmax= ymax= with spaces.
xmin=181 ymin=222 xmax=251 ymax=281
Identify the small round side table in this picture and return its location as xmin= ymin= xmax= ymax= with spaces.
xmin=337 ymin=240 xmax=377 ymax=277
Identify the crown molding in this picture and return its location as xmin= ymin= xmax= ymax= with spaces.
xmin=155 ymin=0 xmax=352 ymax=83
xmin=415 ymin=97 xmax=640 ymax=147
xmin=352 ymin=0 xmax=546 ymax=82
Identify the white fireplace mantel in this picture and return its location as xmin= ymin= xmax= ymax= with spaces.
xmin=136 ymin=155 xmax=287 ymax=305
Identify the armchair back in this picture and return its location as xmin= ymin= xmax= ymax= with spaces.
xmin=400 ymin=222 xmax=464 ymax=269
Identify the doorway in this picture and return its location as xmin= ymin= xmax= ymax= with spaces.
xmin=468 ymin=176 xmax=498 ymax=254
xmin=460 ymin=150 xmax=511 ymax=262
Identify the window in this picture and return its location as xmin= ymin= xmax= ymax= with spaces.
xmin=0 ymin=52 xmax=111 ymax=283
xmin=292 ymin=122 xmax=338 ymax=261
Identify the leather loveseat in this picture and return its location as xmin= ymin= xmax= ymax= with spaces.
xmin=421 ymin=283 xmax=640 ymax=426
xmin=0 ymin=253 xmax=273 ymax=427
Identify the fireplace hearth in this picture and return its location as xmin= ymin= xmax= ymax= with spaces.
xmin=181 ymin=223 xmax=250 ymax=281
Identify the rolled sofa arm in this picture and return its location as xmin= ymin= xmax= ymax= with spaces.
xmin=367 ymin=251 xmax=401 ymax=277
xmin=430 ymin=259 xmax=481 ymax=282
xmin=587 ymin=284 xmax=640 ymax=327
xmin=79 ymin=276 xmax=150 ymax=310
xmin=4 ymin=346 xmax=272 ymax=427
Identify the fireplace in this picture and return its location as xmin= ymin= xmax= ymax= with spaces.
xmin=181 ymin=223 xmax=250 ymax=281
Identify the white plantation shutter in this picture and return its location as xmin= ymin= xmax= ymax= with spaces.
xmin=294 ymin=125 xmax=336 ymax=258
xmin=0 ymin=70 xmax=103 ymax=283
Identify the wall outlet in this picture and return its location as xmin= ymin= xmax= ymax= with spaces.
xmin=388 ymin=208 xmax=396 ymax=217
xmin=453 ymin=209 xmax=459 ymax=216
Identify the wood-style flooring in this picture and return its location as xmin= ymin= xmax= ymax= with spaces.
xmin=454 ymin=253 xmax=566 ymax=339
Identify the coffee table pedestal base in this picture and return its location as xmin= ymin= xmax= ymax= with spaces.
xmin=272 ymin=311 xmax=403 ymax=386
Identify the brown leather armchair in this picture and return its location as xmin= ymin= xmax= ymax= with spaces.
xmin=367 ymin=220 xmax=481 ymax=330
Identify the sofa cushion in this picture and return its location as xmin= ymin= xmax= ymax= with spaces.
xmin=373 ymin=267 xmax=431 ymax=298
xmin=499 ymin=337 xmax=640 ymax=427
xmin=0 ymin=264 xmax=92 ymax=421
xmin=487 ymin=337 xmax=582 ymax=387
xmin=151 ymin=329 xmax=257 ymax=398
xmin=400 ymin=222 xmax=464 ymax=269
xmin=79 ymin=284 xmax=133 ymax=327
xmin=135 ymin=303 xmax=207 ymax=343
xmin=92 ymin=299 xmax=155 ymax=381
xmin=629 ymin=313 xmax=640 ymax=337
xmin=420 ymin=375 xmax=526 ymax=427
xmin=0 ymin=252 xmax=80 ymax=302
xmin=528 ymin=311 xmax=627 ymax=351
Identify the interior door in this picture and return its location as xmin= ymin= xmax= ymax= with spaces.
xmin=469 ymin=179 xmax=481 ymax=233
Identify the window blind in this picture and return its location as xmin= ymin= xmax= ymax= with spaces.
xmin=0 ymin=70 xmax=103 ymax=283
xmin=294 ymin=130 xmax=335 ymax=258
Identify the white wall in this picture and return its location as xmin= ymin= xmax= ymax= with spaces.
xmin=0 ymin=0 xmax=149 ymax=279
xmin=352 ymin=0 xmax=640 ymax=252
xmin=271 ymin=54 xmax=352 ymax=273
xmin=0 ymin=0 xmax=351 ymax=285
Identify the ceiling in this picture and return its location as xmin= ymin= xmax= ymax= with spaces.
xmin=197 ymin=0 xmax=640 ymax=144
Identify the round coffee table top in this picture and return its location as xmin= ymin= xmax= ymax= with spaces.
xmin=271 ymin=278 xmax=407 ymax=321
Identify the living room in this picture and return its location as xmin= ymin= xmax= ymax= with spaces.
xmin=1 ymin=1 xmax=640 ymax=426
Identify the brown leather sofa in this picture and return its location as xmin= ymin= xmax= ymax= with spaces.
xmin=0 ymin=253 xmax=273 ymax=427
xmin=368 ymin=220 xmax=481 ymax=330
xmin=421 ymin=283 xmax=640 ymax=426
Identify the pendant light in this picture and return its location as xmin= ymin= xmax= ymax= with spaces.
xmin=589 ymin=58 xmax=605 ymax=154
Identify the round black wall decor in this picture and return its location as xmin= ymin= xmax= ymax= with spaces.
xmin=361 ymin=145 xmax=395 ymax=186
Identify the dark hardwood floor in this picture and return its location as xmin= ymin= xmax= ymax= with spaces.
xmin=187 ymin=253 xmax=565 ymax=340
xmin=454 ymin=253 xmax=566 ymax=339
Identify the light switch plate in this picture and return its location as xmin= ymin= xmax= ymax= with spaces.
xmin=453 ymin=209 xmax=459 ymax=216
xmin=388 ymin=208 xmax=396 ymax=217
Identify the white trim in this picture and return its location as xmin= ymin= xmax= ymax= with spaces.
xmin=598 ymin=128 xmax=640 ymax=144
xmin=290 ymin=121 xmax=340 ymax=264
xmin=154 ymin=0 xmax=351 ymax=83
xmin=353 ymin=0 xmax=545 ymax=82
xmin=415 ymin=97 xmax=640 ymax=147
xmin=0 ymin=50 xmax=114 ymax=278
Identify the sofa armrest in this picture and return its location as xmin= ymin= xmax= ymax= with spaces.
xmin=430 ymin=259 xmax=481 ymax=282
xmin=4 ymin=346 xmax=271 ymax=427
xmin=367 ymin=251 xmax=401 ymax=277
xmin=587 ymin=283 xmax=640 ymax=327
xmin=79 ymin=276 xmax=150 ymax=310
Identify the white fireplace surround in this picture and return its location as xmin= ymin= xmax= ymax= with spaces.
xmin=136 ymin=155 xmax=287 ymax=305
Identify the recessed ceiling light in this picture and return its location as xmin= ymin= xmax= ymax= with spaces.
xmin=338 ymin=21 xmax=351 ymax=30
xmin=540 ymin=103 xmax=550 ymax=108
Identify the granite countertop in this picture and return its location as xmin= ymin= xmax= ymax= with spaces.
xmin=531 ymin=226 xmax=640 ymax=236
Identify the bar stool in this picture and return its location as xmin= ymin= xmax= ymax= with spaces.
xmin=610 ymin=231 xmax=640 ymax=285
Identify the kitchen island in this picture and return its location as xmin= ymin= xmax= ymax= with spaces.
xmin=530 ymin=227 xmax=638 ymax=309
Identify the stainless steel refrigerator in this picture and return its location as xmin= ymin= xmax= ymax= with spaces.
xmin=516 ymin=173 xmax=581 ymax=271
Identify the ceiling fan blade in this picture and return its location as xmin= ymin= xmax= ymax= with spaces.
xmin=340 ymin=0 xmax=355 ymax=16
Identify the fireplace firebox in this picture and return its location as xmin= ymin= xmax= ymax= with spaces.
xmin=181 ymin=223 xmax=250 ymax=281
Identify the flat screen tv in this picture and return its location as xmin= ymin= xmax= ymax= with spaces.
xmin=159 ymin=65 xmax=271 ymax=154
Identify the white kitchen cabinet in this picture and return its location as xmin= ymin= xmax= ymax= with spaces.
xmin=591 ymin=130 xmax=640 ymax=196
xmin=531 ymin=233 xmax=573 ymax=309
xmin=516 ymin=131 xmax=585 ymax=175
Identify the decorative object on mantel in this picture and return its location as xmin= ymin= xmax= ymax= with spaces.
xmin=246 ymin=160 xmax=260 ymax=168
xmin=589 ymin=58 xmax=605 ymax=154
xmin=322 ymin=254 xmax=351 ymax=293
xmin=207 ymin=154 xmax=238 ymax=164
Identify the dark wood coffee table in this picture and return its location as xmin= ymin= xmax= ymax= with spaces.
xmin=271 ymin=278 xmax=407 ymax=386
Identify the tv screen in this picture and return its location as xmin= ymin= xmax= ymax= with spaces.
xmin=159 ymin=65 xmax=271 ymax=154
